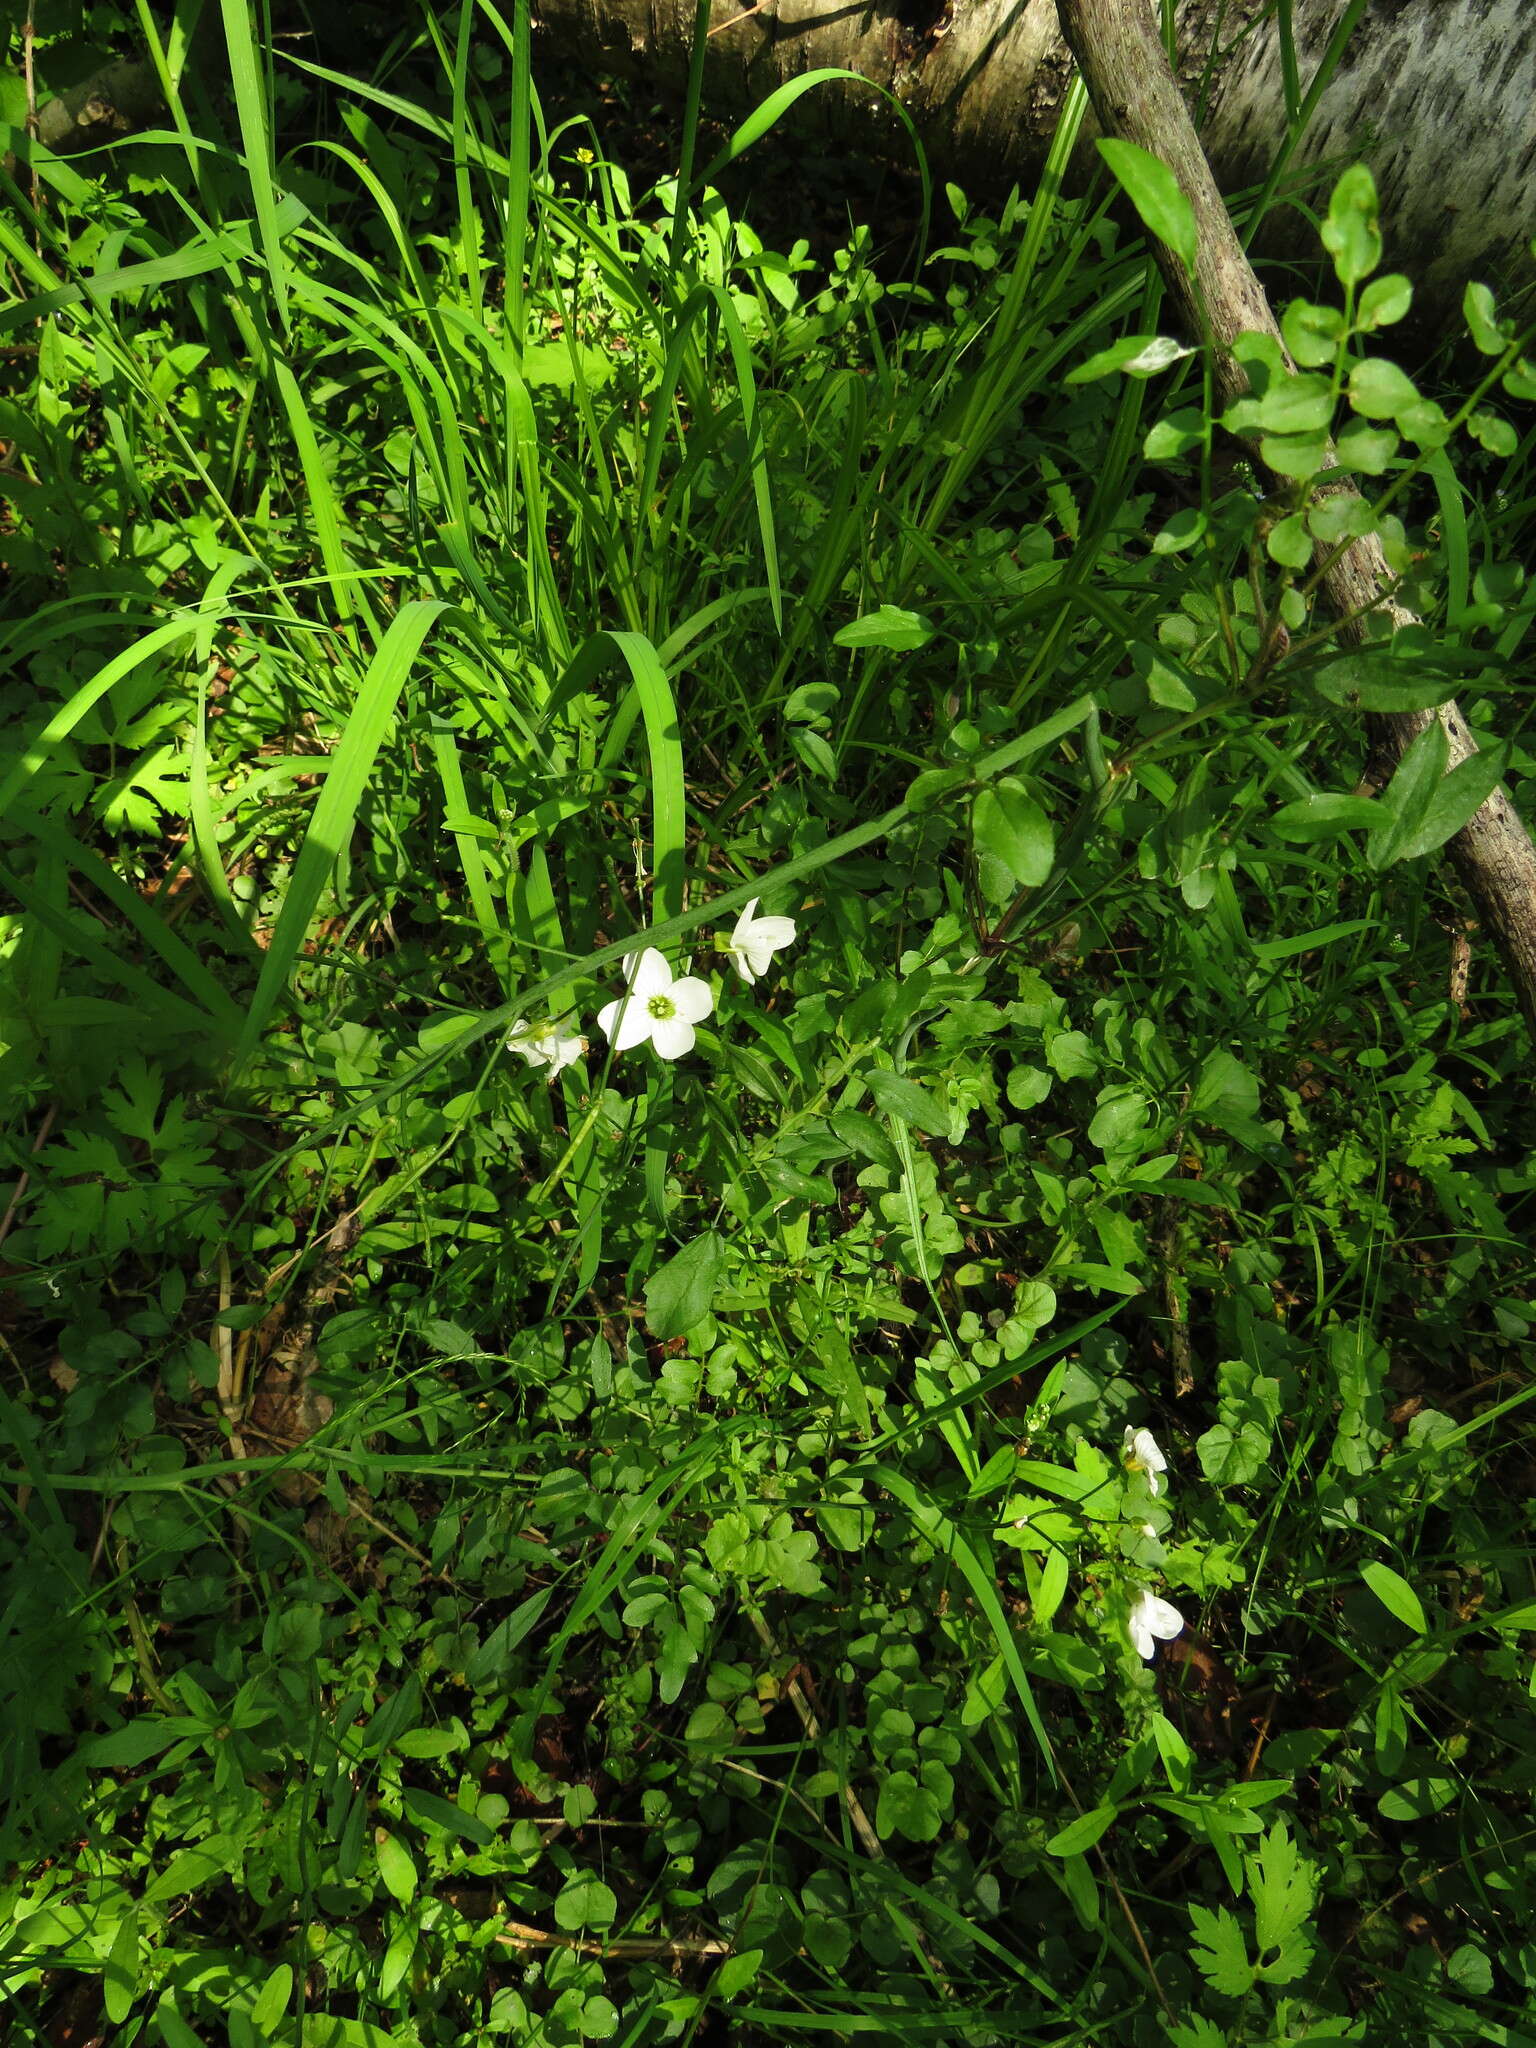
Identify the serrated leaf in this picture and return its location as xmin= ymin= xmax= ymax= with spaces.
xmin=1188 ymin=1902 xmax=1255 ymax=1997
xmin=1248 ymin=1823 xmax=1315 ymax=1956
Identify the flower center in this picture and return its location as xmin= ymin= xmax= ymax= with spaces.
xmin=647 ymin=994 xmax=676 ymax=1021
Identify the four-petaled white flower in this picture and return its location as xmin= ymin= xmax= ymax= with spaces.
xmin=1128 ymin=1589 xmax=1184 ymax=1662
xmin=506 ymin=1018 xmax=586 ymax=1077
xmin=597 ymin=947 xmax=714 ymax=1060
xmin=1123 ymin=1425 xmax=1168 ymax=1497
xmin=723 ymin=898 xmax=797 ymax=985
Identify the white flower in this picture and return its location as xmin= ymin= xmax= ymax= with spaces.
xmin=506 ymin=1018 xmax=586 ymax=1077
xmin=596 ymin=947 xmax=713 ymax=1060
xmin=722 ymin=898 xmax=797 ymax=985
xmin=1122 ymin=1425 xmax=1168 ymax=1497
xmin=1128 ymin=1589 xmax=1184 ymax=1662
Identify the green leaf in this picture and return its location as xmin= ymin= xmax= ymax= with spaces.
xmin=155 ymin=2001 xmax=206 ymax=2048
xmin=465 ymin=1587 xmax=554 ymax=1690
xmin=1468 ymin=408 xmax=1517 ymax=458
xmin=1097 ymin=139 xmax=1197 ymax=274
xmin=302 ymin=2021 xmax=411 ymax=2048
xmin=400 ymin=1788 xmax=494 ymax=1845
xmin=1348 ymin=356 xmax=1419 ymax=420
xmin=645 ymin=1232 xmax=726 ymax=1340
xmin=1153 ymin=505 xmax=1208 ymax=551
xmin=1361 ymin=1560 xmax=1428 ymax=1634
xmin=1270 ymin=794 xmax=1387 ymax=843
xmin=1310 ymin=653 xmax=1459 ymax=714
xmin=1365 ymin=718 xmax=1449 ymax=869
xmin=1256 ymin=373 xmax=1334 ymax=434
xmin=1447 ymin=1944 xmax=1494 ymax=1996
xmin=1321 ymin=164 xmax=1381 ymax=285
xmin=81 ymin=1718 xmax=189 ymax=1768
xmin=1336 ymin=418 xmax=1399 ymax=474
xmin=1357 ymin=274 xmax=1412 ymax=329
xmin=1377 ymin=1775 xmax=1457 ymax=1821
xmin=1280 ymin=299 xmax=1344 ymax=369
xmin=554 ymin=1875 xmax=618 ymax=1930
xmin=834 ymin=604 xmax=933 ymax=651
xmin=103 ymin=1911 xmax=140 ymax=2026
xmin=830 ymin=1108 xmax=900 ymax=1173
xmin=716 ymin=1950 xmax=763 ymax=1998
xmin=250 ymin=1967 xmax=294 ymax=2032
xmin=374 ymin=1829 xmax=416 ymax=1907
xmin=1248 ymin=1823 xmax=1316 ymax=1970
xmin=1045 ymin=1803 xmax=1119 ymax=1856
xmin=1067 ymin=332 xmax=1194 ymax=384
xmin=1188 ymin=1902 xmax=1255 ymax=1997
xmin=1266 ymin=513 xmax=1312 ymax=569
xmin=1385 ymin=742 xmax=1507 ymax=864
xmin=1261 ymin=432 xmax=1329 ymax=481
xmin=972 ymin=779 xmax=1054 ymax=888
xmin=904 ymin=765 xmax=969 ymax=812
xmin=864 ymin=1069 xmax=949 ymax=1138
xmin=1463 ymin=280 xmax=1507 ymax=356
xmin=875 ymin=1768 xmax=944 ymax=1842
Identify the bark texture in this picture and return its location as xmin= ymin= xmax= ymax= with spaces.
xmin=1057 ymin=0 xmax=1536 ymax=1034
xmin=532 ymin=0 xmax=1535 ymax=316
xmin=35 ymin=60 xmax=166 ymax=154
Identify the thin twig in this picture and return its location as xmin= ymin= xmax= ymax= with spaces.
xmin=746 ymin=1607 xmax=884 ymax=1860
xmin=22 ymin=0 xmax=41 ymax=224
xmin=496 ymin=1920 xmax=730 ymax=1960
xmin=0 ymin=1103 xmax=57 ymax=1252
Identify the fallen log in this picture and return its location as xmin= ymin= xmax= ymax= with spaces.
xmin=531 ymin=0 xmax=1536 ymax=318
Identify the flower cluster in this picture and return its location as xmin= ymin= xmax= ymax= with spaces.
xmin=1120 ymin=1424 xmax=1184 ymax=1662
xmin=505 ymin=897 xmax=797 ymax=1075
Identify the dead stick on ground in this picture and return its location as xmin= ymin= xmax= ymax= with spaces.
xmin=1057 ymin=0 xmax=1536 ymax=1036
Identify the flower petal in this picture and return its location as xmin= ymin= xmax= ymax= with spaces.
xmin=628 ymin=948 xmax=672 ymax=1000
xmin=732 ymin=899 xmax=761 ymax=940
xmin=547 ymin=1034 xmax=586 ymax=1076
xmin=749 ymin=913 xmax=797 ymax=952
xmin=506 ymin=1019 xmax=546 ymax=1067
xmin=648 ymin=1013 xmax=697 ymax=1060
xmin=1128 ymin=1589 xmax=1184 ymax=1660
xmin=668 ymin=975 xmax=715 ymax=1025
xmin=597 ymin=994 xmax=652 ymax=1052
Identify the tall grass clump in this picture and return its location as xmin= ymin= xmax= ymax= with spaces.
xmin=2 ymin=3 xmax=1536 ymax=2044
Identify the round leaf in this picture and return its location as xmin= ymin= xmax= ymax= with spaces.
xmin=972 ymin=779 xmax=1054 ymax=888
xmin=555 ymin=1874 xmax=618 ymax=1931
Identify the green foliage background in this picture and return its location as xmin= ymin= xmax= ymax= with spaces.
xmin=2 ymin=4 xmax=1536 ymax=2046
